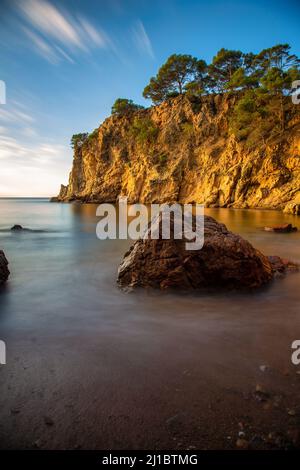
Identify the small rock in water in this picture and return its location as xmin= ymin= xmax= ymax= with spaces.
xmin=268 ymin=256 xmax=298 ymax=275
xmin=264 ymin=223 xmax=297 ymax=233
xmin=11 ymin=225 xmax=23 ymax=231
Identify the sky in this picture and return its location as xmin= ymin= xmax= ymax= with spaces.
xmin=0 ymin=0 xmax=299 ymax=197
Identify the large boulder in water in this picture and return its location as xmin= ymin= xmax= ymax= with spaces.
xmin=118 ymin=214 xmax=297 ymax=290
xmin=0 ymin=250 xmax=9 ymax=286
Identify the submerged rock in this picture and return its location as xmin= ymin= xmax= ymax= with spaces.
xmin=117 ymin=214 xmax=296 ymax=291
xmin=0 ymin=250 xmax=9 ymax=285
xmin=264 ymin=224 xmax=297 ymax=233
xmin=268 ymin=256 xmax=298 ymax=274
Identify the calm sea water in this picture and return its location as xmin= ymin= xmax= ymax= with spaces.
xmin=0 ymin=198 xmax=300 ymax=449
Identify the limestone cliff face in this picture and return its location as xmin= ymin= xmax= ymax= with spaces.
xmin=55 ymin=94 xmax=300 ymax=213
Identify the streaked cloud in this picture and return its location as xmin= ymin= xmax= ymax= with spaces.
xmin=18 ymin=0 xmax=83 ymax=48
xmin=0 ymin=134 xmax=65 ymax=162
xmin=15 ymin=0 xmax=112 ymax=64
xmin=0 ymin=101 xmax=38 ymax=147
xmin=132 ymin=20 xmax=154 ymax=59
xmin=0 ymin=103 xmax=35 ymax=125
xmin=23 ymin=27 xmax=60 ymax=64
xmin=77 ymin=16 xmax=107 ymax=48
xmin=54 ymin=45 xmax=75 ymax=64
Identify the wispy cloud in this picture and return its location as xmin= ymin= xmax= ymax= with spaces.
xmin=132 ymin=20 xmax=154 ymax=59
xmin=15 ymin=0 xmax=113 ymax=64
xmin=0 ymin=101 xmax=39 ymax=143
xmin=77 ymin=16 xmax=108 ymax=48
xmin=0 ymin=134 xmax=65 ymax=163
xmin=0 ymin=103 xmax=35 ymax=125
xmin=23 ymin=27 xmax=60 ymax=64
xmin=18 ymin=0 xmax=83 ymax=48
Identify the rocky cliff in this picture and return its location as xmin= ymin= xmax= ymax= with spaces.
xmin=54 ymin=94 xmax=300 ymax=214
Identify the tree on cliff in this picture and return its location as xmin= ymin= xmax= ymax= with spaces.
xmin=255 ymin=45 xmax=300 ymax=131
xmin=224 ymin=53 xmax=261 ymax=91
xmin=111 ymin=98 xmax=144 ymax=115
xmin=142 ymin=45 xmax=299 ymax=104
xmin=143 ymin=54 xmax=205 ymax=104
xmin=255 ymin=44 xmax=300 ymax=73
xmin=185 ymin=59 xmax=210 ymax=97
xmin=71 ymin=133 xmax=88 ymax=149
xmin=208 ymin=48 xmax=243 ymax=92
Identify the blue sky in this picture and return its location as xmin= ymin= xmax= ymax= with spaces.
xmin=0 ymin=0 xmax=299 ymax=196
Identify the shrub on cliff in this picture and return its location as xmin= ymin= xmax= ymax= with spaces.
xmin=111 ymin=98 xmax=144 ymax=115
xmin=229 ymin=89 xmax=295 ymax=147
xmin=71 ymin=133 xmax=88 ymax=149
xmin=129 ymin=117 xmax=159 ymax=146
xmin=87 ymin=128 xmax=98 ymax=144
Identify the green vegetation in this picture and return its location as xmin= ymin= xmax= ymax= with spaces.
xmin=111 ymin=98 xmax=144 ymax=115
xmin=157 ymin=153 xmax=168 ymax=167
xmin=70 ymin=130 xmax=98 ymax=149
xmin=87 ymin=128 xmax=98 ymax=142
xmin=181 ymin=121 xmax=194 ymax=136
xmin=141 ymin=44 xmax=299 ymax=102
xmin=129 ymin=117 xmax=159 ymax=146
xmin=229 ymin=44 xmax=300 ymax=143
xmin=106 ymin=44 xmax=299 ymax=148
xmin=143 ymin=54 xmax=206 ymax=104
xmin=70 ymin=133 xmax=88 ymax=149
